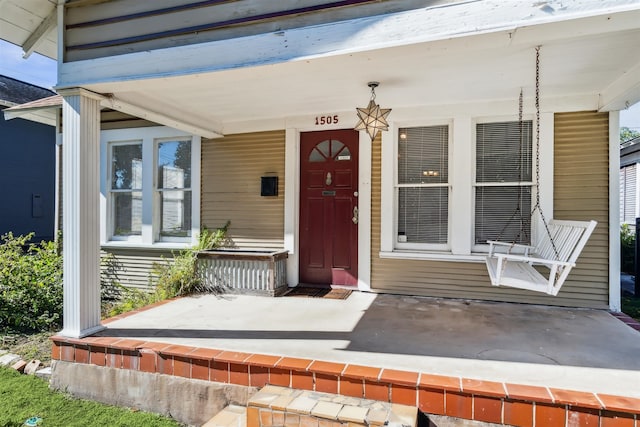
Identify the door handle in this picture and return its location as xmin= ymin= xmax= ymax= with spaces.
xmin=352 ymin=206 xmax=359 ymax=224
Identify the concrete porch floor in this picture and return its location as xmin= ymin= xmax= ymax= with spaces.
xmin=94 ymin=292 xmax=640 ymax=399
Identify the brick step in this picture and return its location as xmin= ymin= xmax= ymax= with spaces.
xmin=203 ymin=389 xmax=514 ymax=427
xmin=247 ymin=385 xmax=418 ymax=427
xmin=424 ymin=414 xmax=514 ymax=427
xmin=203 ymin=405 xmax=247 ymax=427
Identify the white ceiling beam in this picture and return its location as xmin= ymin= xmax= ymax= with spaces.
xmin=598 ymin=60 xmax=640 ymax=112
xmin=100 ymin=95 xmax=224 ymax=139
xmin=22 ymin=8 xmax=57 ymax=59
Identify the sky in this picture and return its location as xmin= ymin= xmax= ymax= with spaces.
xmin=0 ymin=39 xmax=57 ymax=89
xmin=0 ymin=38 xmax=639 ymax=129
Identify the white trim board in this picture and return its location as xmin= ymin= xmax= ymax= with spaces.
xmin=609 ymin=111 xmax=621 ymax=312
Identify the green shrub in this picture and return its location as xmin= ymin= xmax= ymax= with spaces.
xmin=103 ymin=286 xmax=156 ymax=317
xmin=101 ymin=252 xmax=124 ymax=303
xmin=153 ymin=222 xmax=230 ymax=297
xmin=621 ymin=223 xmax=636 ymax=275
xmin=103 ymin=223 xmax=230 ymax=317
xmin=0 ymin=233 xmax=63 ymax=332
xmin=100 ymin=253 xmax=150 ymax=318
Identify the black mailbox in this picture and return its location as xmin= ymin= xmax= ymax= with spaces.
xmin=261 ymin=176 xmax=278 ymax=197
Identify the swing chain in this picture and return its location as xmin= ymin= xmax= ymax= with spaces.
xmin=533 ymin=46 xmax=561 ymax=261
xmin=494 ymin=89 xmax=529 ymax=246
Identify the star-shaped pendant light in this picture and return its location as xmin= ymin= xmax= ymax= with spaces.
xmin=354 ymin=81 xmax=392 ymax=141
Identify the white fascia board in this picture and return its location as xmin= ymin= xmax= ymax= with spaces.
xmin=3 ymin=99 xmax=58 ymax=126
xmin=57 ymin=1 xmax=640 ymax=87
xmin=3 ymin=109 xmax=57 ymax=126
xmin=598 ymin=59 xmax=640 ymax=112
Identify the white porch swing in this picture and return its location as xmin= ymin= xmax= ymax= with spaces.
xmin=484 ymin=46 xmax=597 ymax=296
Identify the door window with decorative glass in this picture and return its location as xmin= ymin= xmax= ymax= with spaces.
xmin=396 ymin=125 xmax=449 ymax=248
xmin=475 ymin=120 xmax=533 ymax=246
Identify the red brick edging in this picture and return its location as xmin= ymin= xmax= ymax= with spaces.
xmin=51 ymin=333 xmax=640 ymax=427
xmin=610 ymin=311 xmax=640 ymax=333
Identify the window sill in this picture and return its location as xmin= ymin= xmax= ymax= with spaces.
xmin=378 ymin=250 xmax=486 ymax=263
xmin=101 ymin=241 xmax=192 ymax=251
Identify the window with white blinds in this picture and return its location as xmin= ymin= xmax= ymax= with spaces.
xmin=620 ymin=164 xmax=637 ymax=224
xmin=475 ymin=121 xmax=533 ymax=245
xmin=396 ymin=125 xmax=449 ymax=246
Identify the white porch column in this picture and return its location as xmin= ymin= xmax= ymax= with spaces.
xmin=59 ymin=88 xmax=105 ymax=338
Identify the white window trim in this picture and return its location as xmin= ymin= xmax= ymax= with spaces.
xmin=100 ymin=126 xmax=200 ymax=248
xmin=380 ymin=113 xmax=553 ymax=262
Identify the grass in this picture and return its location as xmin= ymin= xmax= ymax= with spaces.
xmin=622 ymin=296 xmax=640 ymax=322
xmin=0 ymin=367 xmax=182 ymax=427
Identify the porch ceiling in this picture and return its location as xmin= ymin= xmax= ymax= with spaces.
xmin=81 ymin=24 xmax=640 ymax=134
xmin=0 ymin=0 xmax=58 ymax=59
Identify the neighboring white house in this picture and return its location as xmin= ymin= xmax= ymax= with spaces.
xmin=621 ymin=136 xmax=640 ymax=226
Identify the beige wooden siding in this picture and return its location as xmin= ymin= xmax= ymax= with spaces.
xmin=101 ymin=248 xmax=174 ymax=291
xmin=63 ymin=0 xmax=457 ymax=62
xmin=370 ymin=111 xmax=610 ymax=309
xmin=201 ymin=131 xmax=285 ymax=249
xmin=551 ymin=111 xmax=609 ymax=307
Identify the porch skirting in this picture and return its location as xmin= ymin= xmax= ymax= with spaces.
xmin=51 ymin=322 xmax=639 ymax=427
xmin=197 ymin=249 xmax=288 ymax=296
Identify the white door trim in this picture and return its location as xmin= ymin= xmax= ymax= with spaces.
xmin=284 ymin=124 xmax=371 ymax=291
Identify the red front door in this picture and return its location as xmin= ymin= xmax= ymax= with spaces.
xmin=299 ymin=130 xmax=359 ymax=286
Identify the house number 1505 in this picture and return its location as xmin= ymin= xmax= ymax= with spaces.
xmin=315 ymin=115 xmax=339 ymax=126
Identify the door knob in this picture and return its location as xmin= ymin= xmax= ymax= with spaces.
xmin=352 ymin=206 xmax=359 ymax=224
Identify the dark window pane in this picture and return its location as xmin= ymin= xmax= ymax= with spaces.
xmin=157 ymin=140 xmax=191 ymax=189
xmin=476 ymin=121 xmax=532 ymax=183
xmin=113 ymin=191 xmax=142 ymax=236
xmin=475 ymin=186 xmax=531 ymax=244
xmin=111 ymin=144 xmax=142 ymax=190
xmin=160 ymin=190 xmax=192 ymax=237
xmin=398 ymin=126 xmax=448 ymax=184
xmin=398 ymin=187 xmax=448 ymax=244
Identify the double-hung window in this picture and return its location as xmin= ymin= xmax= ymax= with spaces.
xmin=474 ymin=120 xmax=533 ymax=246
xmin=396 ymin=125 xmax=450 ymax=249
xmin=381 ymin=114 xmax=547 ymax=260
xmin=103 ymin=127 xmax=200 ymax=246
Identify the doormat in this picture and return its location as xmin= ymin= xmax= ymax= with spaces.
xmin=283 ymin=287 xmax=352 ymax=300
